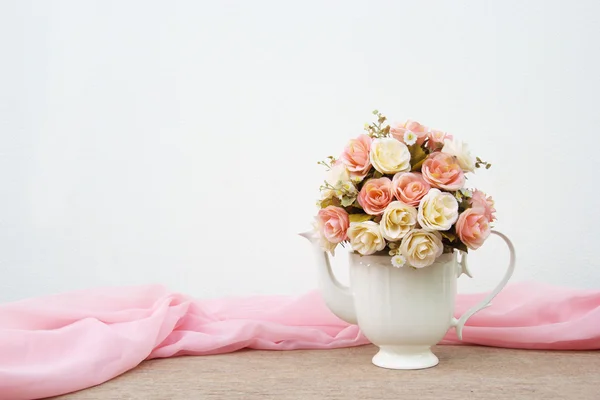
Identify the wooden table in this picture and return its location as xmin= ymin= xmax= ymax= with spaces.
xmin=52 ymin=345 xmax=599 ymax=399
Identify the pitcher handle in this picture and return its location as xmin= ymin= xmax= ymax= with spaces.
xmin=451 ymin=230 xmax=516 ymax=340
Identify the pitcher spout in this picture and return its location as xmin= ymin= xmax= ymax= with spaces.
xmin=299 ymin=231 xmax=357 ymax=325
xmin=298 ymin=230 xmax=315 ymax=243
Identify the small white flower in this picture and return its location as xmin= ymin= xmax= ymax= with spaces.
xmin=403 ymin=131 xmax=417 ymax=146
xmin=391 ymin=254 xmax=407 ymax=268
xmin=341 ymin=181 xmax=357 ymax=195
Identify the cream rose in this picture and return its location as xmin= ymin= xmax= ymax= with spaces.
xmin=441 ymin=139 xmax=475 ymax=172
xmin=308 ymin=221 xmax=338 ymax=254
xmin=318 ymin=235 xmax=337 ymax=254
xmin=347 ymin=221 xmax=386 ymax=255
xmin=417 ymin=188 xmax=459 ymax=231
xmin=400 ymin=229 xmax=443 ymax=268
xmin=321 ymin=162 xmax=353 ymax=201
xmin=325 ymin=162 xmax=350 ymax=187
xmin=380 ymin=201 xmax=418 ymax=241
xmin=369 ymin=137 xmax=411 ymax=174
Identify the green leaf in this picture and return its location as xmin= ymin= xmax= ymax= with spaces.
xmin=454 ymin=241 xmax=469 ymax=253
xmin=373 ymin=170 xmax=383 ymax=179
xmin=350 ymin=199 xmax=362 ymax=209
xmin=340 ymin=196 xmax=357 ymax=207
xmin=411 ymin=158 xmax=426 ymax=172
xmin=460 ymin=189 xmax=473 ymax=198
xmin=408 ymin=144 xmax=428 ymax=171
xmin=440 ymin=231 xmax=457 ymax=242
xmin=319 ymin=197 xmax=340 ymax=208
xmin=458 ymin=198 xmax=471 ymax=212
xmin=349 ymin=214 xmax=374 ymax=223
xmin=443 ymin=244 xmax=455 ymax=254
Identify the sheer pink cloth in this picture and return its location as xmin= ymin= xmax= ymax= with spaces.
xmin=0 ymin=282 xmax=598 ymax=400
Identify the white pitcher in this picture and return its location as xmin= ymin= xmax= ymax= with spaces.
xmin=299 ymin=230 xmax=515 ymax=370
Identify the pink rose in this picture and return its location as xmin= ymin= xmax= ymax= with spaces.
xmin=391 ymin=172 xmax=431 ymax=206
xmin=426 ymin=130 xmax=453 ymax=150
xmin=317 ymin=206 xmax=350 ymax=244
xmin=470 ymin=190 xmax=496 ymax=222
xmin=456 ymin=208 xmax=491 ymax=250
xmin=421 ymin=152 xmax=465 ymax=191
xmin=390 ymin=120 xmax=429 ymax=145
xmin=340 ymin=134 xmax=372 ymax=179
xmin=357 ymin=177 xmax=393 ymax=215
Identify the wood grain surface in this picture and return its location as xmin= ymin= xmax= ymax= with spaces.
xmin=51 ymin=345 xmax=599 ymax=400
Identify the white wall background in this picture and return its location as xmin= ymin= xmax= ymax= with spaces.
xmin=1 ymin=0 xmax=599 ymax=303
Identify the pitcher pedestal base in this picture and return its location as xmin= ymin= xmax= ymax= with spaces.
xmin=372 ymin=346 xmax=439 ymax=370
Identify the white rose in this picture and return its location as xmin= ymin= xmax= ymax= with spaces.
xmin=400 ymin=229 xmax=443 ymax=268
xmin=417 ymin=188 xmax=459 ymax=231
xmin=310 ymin=220 xmax=339 ymax=254
xmin=319 ymin=236 xmax=337 ymax=254
xmin=380 ymin=201 xmax=418 ymax=241
xmin=325 ymin=162 xmax=350 ymax=186
xmin=321 ymin=163 xmax=352 ymax=201
xmin=441 ymin=139 xmax=475 ymax=172
xmin=347 ymin=221 xmax=386 ymax=255
xmin=369 ymin=138 xmax=411 ymax=174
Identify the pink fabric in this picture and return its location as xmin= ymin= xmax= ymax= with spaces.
xmin=0 ymin=282 xmax=599 ymax=400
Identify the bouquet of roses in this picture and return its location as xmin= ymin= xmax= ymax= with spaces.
xmin=311 ymin=110 xmax=496 ymax=269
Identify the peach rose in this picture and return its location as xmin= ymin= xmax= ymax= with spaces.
xmin=421 ymin=152 xmax=465 ymax=191
xmin=390 ymin=120 xmax=429 ymax=145
xmin=470 ymin=190 xmax=496 ymax=222
xmin=456 ymin=208 xmax=491 ymax=250
xmin=357 ymin=177 xmax=393 ymax=215
xmin=427 ymin=130 xmax=453 ymax=150
xmin=340 ymin=134 xmax=372 ymax=180
xmin=317 ymin=206 xmax=350 ymax=244
xmin=392 ymin=172 xmax=431 ymax=207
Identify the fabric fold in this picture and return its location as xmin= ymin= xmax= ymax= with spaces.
xmin=0 ymin=282 xmax=598 ymax=400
